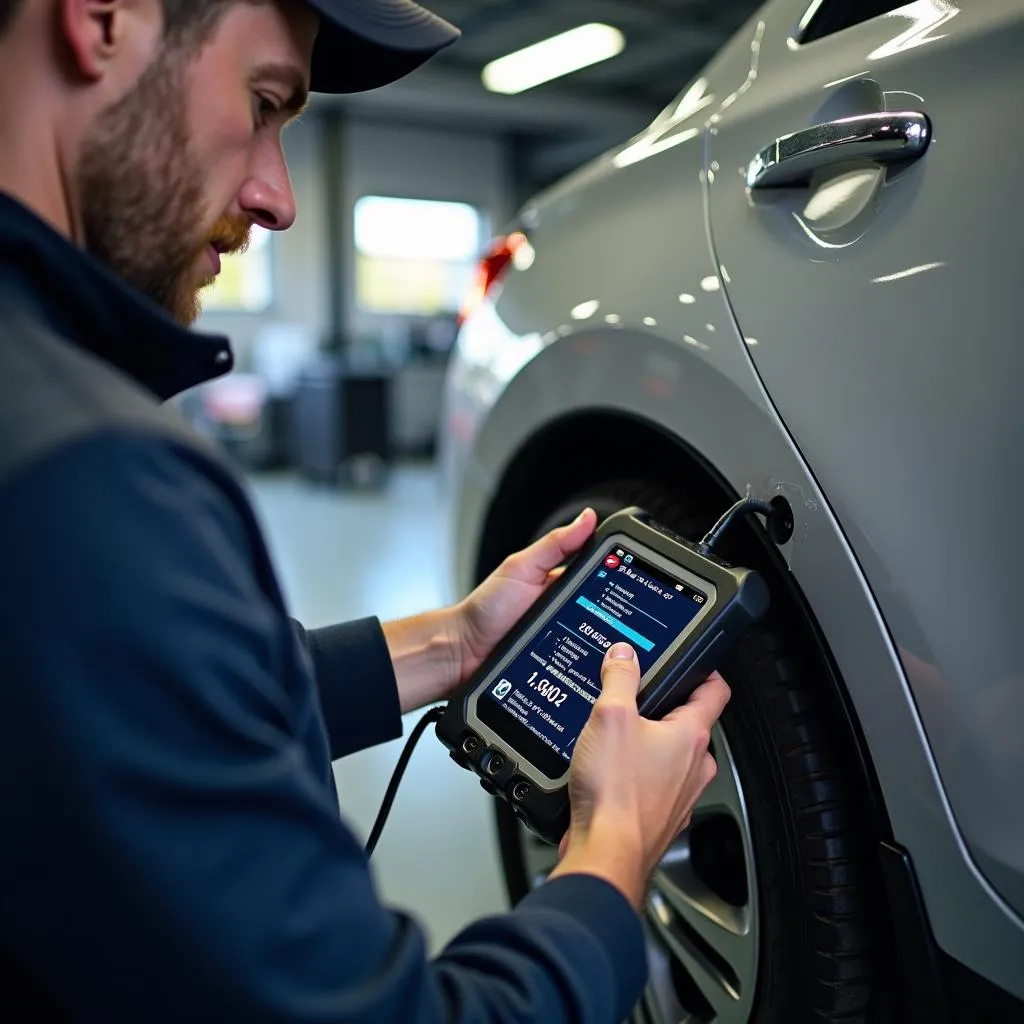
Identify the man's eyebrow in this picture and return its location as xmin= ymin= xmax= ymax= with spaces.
xmin=252 ymin=62 xmax=311 ymax=117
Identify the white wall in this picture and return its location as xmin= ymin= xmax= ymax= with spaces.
xmin=196 ymin=116 xmax=514 ymax=371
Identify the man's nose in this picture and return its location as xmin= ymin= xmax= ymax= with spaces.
xmin=238 ymin=146 xmax=297 ymax=232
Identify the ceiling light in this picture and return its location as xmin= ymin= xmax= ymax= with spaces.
xmin=482 ymin=24 xmax=626 ymax=95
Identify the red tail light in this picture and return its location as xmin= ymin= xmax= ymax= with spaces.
xmin=458 ymin=231 xmax=529 ymax=326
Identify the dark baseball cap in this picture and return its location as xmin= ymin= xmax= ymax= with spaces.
xmin=305 ymin=0 xmax=460 ymax=94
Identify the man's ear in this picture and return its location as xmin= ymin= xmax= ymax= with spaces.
xmin=58 ymin=0 xmax=160 ymax=83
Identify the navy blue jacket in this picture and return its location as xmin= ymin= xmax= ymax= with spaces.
xmin=0 ymin=193 xmax=646 ymax=1023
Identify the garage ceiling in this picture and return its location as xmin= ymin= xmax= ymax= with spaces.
xmin=321 ymin=0 xmax=764 ymax=188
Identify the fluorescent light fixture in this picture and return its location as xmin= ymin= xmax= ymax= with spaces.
xmin=483 ymin=23 xmax=625 ymax=95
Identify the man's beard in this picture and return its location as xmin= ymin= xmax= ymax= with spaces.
xmin=77 ymin=49 xmax=247 ymax=326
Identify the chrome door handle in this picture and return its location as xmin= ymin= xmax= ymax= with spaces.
xmin=746 ymin=111 xmax=931 ymax=189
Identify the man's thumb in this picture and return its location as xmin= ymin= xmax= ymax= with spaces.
xmin=600 ymin=643 xmax=641 ymax=702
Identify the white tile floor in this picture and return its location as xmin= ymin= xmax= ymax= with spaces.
xmin=247 ymin=464 xmax=508 ymax=953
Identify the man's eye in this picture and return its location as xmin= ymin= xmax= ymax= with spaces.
xmin=255 ymin=95 xmax=280 ymax=126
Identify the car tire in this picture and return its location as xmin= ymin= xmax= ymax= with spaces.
xmin=491 ymin=481 xmax=880 ymax=1023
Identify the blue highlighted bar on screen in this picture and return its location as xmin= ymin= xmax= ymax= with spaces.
xmin=575 ymin=597 xmax=655 ymax=652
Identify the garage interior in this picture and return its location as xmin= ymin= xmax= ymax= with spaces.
xmin=69 ymin=0 xmax=1020 ymax=1021
xmin=183 ymin=0 xmax=761 ymax=953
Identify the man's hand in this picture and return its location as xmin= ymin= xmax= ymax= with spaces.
xmin=548 ymin=643 xmax=731 ymax=910
xmin=381 ymin=509 xmax=597 ymax=714
xmin=454 ymin=507 xmax=598 ymax=683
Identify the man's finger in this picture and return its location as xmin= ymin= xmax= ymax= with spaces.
xmin=663 ymin=672 xmax=731 ymax=729
xmin=504 ymin=508 xmax=597 ymax=584
xmin=599 ymin=643 xmax=642 ymax=704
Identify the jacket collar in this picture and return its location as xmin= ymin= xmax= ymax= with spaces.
xmin=0 ymin=192 xmax=233 ymax=400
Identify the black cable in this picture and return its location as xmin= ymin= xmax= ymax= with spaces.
xmin=365 ymin=705 xmax=446 ymax=858
xmin=698 ymin=497 xmax=775 ymax=555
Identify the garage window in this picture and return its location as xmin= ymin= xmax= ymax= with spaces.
xmin=202 ymin=226 xmax=274 ymax=313
xmin=354 ymin=195 xmax=484 ymax=316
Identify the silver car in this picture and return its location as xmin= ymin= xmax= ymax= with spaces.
xmin=439 ymin=0 xmax=1024 ymax=1020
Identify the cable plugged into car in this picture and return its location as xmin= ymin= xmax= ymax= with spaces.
xmin=698 ymin=495 xmax=794 ymax=555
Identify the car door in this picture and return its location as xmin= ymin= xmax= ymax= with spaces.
xmin=706 ymin=0 xmax=1024 ymax=954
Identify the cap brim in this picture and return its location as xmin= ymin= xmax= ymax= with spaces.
xmin=306 ymin=0 xmax=460 ymax=94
